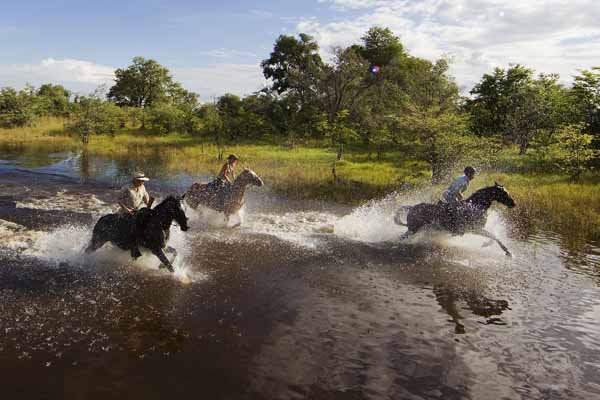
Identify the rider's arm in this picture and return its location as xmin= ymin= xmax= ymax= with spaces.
xmin=119 ymin=202 xmax=134 ymax=214
xmin=118 ymin=188 xmax=134 ymax=214
xmin=219 ymin=163 xmax=233 ymax=183
xmin=142 ymin=187 xmax=154 ymax=208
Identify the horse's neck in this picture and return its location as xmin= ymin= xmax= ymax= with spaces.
xmin=231 ymin=177 xmax=249 ymax=199
xmin=466 ymin=190 xmax=493 ymax=211
xmin=153 ymin=202 xmax=174 ymax=229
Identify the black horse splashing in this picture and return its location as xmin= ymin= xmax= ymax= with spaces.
xmin=396 ymin=184 xmax=516 ymax=256
xmin=85 ymin=195 xmax=189 ymax=272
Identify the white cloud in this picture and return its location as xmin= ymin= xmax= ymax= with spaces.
xmin=0 ymin=58 xmax=266 ymax=100
xmin=304 ymin=0 xmax=600 ymax=90
xmin=199 ymin=48 xmax=258 ymax=58
xmin=0 ymin=58 xmax=115 ymax=93
xmin=173 ymin=64 xmax=267 ymax=101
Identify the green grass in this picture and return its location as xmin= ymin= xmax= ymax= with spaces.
xmin=1 ymin=121 xmax=599 ymax=243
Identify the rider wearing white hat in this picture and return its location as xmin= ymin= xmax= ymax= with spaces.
xmin=118 ymin=171 xmax=155 ymax=259
xmin=118 ymin=171 xmax=155 ymax=214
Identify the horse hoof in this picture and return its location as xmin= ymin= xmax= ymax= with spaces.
xmin=505 ymin=251 xmax=512 ymax=258
xmin=160 ymin=264 xmax=175 ymax=273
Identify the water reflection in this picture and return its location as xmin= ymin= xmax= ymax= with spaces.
xmin=434 ymin=284 xmax=510 ymax=334
xmin=1 ymin=144 xmax=600 ymax=399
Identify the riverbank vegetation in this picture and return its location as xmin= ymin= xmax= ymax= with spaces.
xmin=1 ymin=27 xmax=599 ymax=242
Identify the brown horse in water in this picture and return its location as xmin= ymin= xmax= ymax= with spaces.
xmin=185 ymin=168 xmax=264 ymax=223
xmin=395 ymin=183 xmax=516 ymax=256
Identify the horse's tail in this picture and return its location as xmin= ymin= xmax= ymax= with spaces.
xmin=393 ymin=206 xmax=412 ymax=226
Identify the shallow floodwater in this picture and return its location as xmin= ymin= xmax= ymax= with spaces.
xmin=0 ymin=148 xmax=599 ymax=399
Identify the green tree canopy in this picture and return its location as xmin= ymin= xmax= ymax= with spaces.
xmin=108 ymin=56 xmax=175 ymax=108
xmin=359 ymin=27 xmax=405 ymax=68
xmin=261 ymin=33 xmax=323 ymax=95
xmin=572 ymin=67 xmax=600 ymax=136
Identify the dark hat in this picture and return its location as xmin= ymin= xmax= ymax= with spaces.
xmin=464 ymin=166 xmax=476 ymax=176
xmin=227 ymin=154 xmax=239 ymax=161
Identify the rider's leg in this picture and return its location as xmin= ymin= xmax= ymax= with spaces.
xmin=130 ymin=212 xmax=142 ymax=259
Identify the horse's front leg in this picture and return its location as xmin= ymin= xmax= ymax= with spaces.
xmin=151 ymin=247 xmax=174 ymax=272
xmin=475 ymin=229 xmax=512 ymax=257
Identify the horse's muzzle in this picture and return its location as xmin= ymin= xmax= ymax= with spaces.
xmin=180 ymin=223 xmax=190 ymax=231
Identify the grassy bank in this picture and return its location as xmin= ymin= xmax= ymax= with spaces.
xmin=1 ymin=122 xmax=599 ymax=243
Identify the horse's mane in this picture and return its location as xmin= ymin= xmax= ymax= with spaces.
xmin=153 ymin=195 xmax=179 ymax=211
xmin=466 ymin=185 xmax=503 ymax=208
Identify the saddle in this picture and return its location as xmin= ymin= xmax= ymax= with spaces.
xmin=190 ymin=180 xmax=231 ymax=211
xmin=437 ymin=201 xmax=469 ymax=235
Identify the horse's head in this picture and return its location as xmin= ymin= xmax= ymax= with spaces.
xmin=164 ymin=195 xmax=190 ymax=231
xmin=237 ymin=168 xmax=264 ymax=187
xmin=491 ymin=182 xmax=516 ymax=208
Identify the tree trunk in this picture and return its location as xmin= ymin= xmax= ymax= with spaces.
xmin=337 ymin=144 xmax=344 ymax=161
xmin=518 ymin=138 xmax=529 ymax=155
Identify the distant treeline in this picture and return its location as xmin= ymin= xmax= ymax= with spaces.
xmin=1 ymin=27 xmax=599 ymax=180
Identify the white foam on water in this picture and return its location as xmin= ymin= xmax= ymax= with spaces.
xmin=16 ymin=191 xmax=113 ymax=215
xmin=243 ymin=211 xmax=337 ymax=249
xmin=334 ymin=193 xmax=408 ymax=243
xmin=19 ymin=223 xmax=206 ymax=284
xmin=0 ymin=219 xmax=41 ymax=252
xmin=186 ymin=205 xmax=241 ymax=229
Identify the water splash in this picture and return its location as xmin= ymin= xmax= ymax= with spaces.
xmin=18 ymin=223 xmax=206 ymax=284
xmin=244 ymin=211 xmax=337 ymax=249
xmin=16 ymin=191 xmax=113 ymax=215
xmin=334 ymin=192 xmax=408 ymax=243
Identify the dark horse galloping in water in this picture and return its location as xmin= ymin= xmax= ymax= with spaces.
xmin=85 ymin=195 xmax=190 ymax=272
xmin=395 ymin=183 xmax=516 ymax=256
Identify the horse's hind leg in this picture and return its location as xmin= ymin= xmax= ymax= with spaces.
xmin=85 ymin=236 xmax=106 ymax=253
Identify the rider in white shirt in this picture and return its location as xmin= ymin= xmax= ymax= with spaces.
xmin=118 ymin=171 xmax=155 ymax=259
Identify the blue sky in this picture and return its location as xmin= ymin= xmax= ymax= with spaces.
xmin=1 ymin=0 xmax=599 ymax=99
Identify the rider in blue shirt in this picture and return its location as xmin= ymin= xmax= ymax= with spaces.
xmin=441 ymin=166 xmax=476 ymax=234
xmin=442 ymin=166 xmax=476 ymax=205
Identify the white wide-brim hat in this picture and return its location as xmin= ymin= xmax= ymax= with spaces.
xmin=132 ymin=172 xmax=150 ymax=181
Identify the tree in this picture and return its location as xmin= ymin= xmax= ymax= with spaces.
xmin=316 ymin=109 xmax=359 ymax=146
xmin=0 ymin=87 xmax=34 ymax=127
xmin=359 ymin=27 xmax=405 ymax=68
xmin=145 ymin=104 xmax=186 ymax=135
xmin=107 ymin=56 xmax=174 ymax=108
xmin=546 ymin=124 xmax=599 ymax=181
xmin=198 ymin=103 xmax=225 ymax=158
xmin=37 ymin=84 xmax=71 ymax=116
xmin=318 ymin=46 xmax=372 ymax=122
xmin=261 ymin=33 xmax=323 ymax=95
xmin=396 ymin=104 xmax=490 ymax=183
xmin=468 ymin=65 xmax=571 ymax=153
xmin=69 ymin=90 xmax=124 ymax=144
xmin=571 ymin=67 xmax=600 ymax=136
